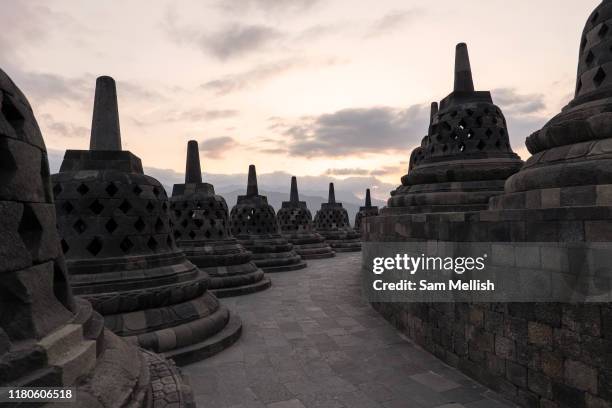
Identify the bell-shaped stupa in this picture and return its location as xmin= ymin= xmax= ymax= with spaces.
xmin=314 ymin=183 xmax=361 ymax=252
xmin=387 ymin=43 xmax=523 ymax=213
xmin=491 ymin=0 xmax=612 ymax=210
xmin=0 ymin=69 xmax=193 ymax=406
xmin=52 ymin=76 xmax=241 ymax=365
xmin=354 ymin=189 xmax=379 ymax=233
xmin=170 ymin=141 xmax=271 ymax=297
xmin=277 ymin=177 xmax=335 ymax=259
xmin=230 ymin=165 xmax=307 ymax=272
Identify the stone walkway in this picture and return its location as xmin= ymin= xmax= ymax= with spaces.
xmin=183 ymin=253 xmax=516 ymax=408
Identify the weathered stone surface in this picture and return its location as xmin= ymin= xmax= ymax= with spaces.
xmin=171 ymin=141 xmax=270 ymax=297
xmin=0 ymin=68 xmax=193 ymax=407
xmin=314 ymin=183 xmax=361 ymax=252
xmin=230 ymin=165 xmax=307 ymax=272
xmin=53 ymin=77 xmax=238 ymax=364
xmin=278 ymin=176 xmax=335 ymax=259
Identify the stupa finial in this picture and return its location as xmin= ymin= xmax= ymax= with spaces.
xmin=90 ymin=76 xmax=122 ymax=151
xmin=328 ymin=183 xmax=336 ymax=204
xmin=185 ymin=140 xmax=202 ymax=183
xmin=247 ymin=165 xmax=258 ymax=196
xmin=290 ymin=176 xmax=299 ymax=202
xmin=365 ymin=189 xmax=372 ymax=207
xmin=430 ymin=102 xmax=439 ymax=125
xmin=454 ymin=43 xmax=475 ymax=92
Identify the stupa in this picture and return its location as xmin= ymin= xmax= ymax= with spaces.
xmin=313 ymin=183 xmax=361 ymax=252
xmin=353 ymin=189 xmax=379 ymax=233
xmin=367 ymin=17 xmax=612 ymax=407
xmin=0 ymin=68 xmax=194 ymax=407
xmin=52 ymin=76 xmax=241 ymax=365
xmin=386 ymin=43 xmax=523 ymax=213
xmin=277 ymin=177 xmax=335 ymax=259
xmin=229 ymin=165 xmax=307 ymax=272
xmin=170 ymin=141 xmax=271 ymax=297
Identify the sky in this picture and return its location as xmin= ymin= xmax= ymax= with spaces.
xmin=0 ymin=0 xmax=601 ymax=201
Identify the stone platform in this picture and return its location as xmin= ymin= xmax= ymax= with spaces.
xmin=183 ymin=253 xmax=514 ymax=408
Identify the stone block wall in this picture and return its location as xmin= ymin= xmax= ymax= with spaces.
xmin=372 ymin=301 xmax=611 ymax=407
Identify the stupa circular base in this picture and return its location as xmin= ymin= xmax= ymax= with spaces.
xmin=282 ymin=232 xmax=335 ymax=259
xmin=163 ymin=312 xmax=243 ymax=366
xmin=238 ymin=235 xmax=307 ymax=273
xmin=318 ymin=229 xmax=362 ymax=252
xmin=260 ymin=261 xmax=308 ymax=273
xmin=211 ymin=276 xmax=272 ymax=298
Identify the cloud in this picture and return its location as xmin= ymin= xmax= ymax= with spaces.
xmin=270 ymin=104 xmax=429 ymax=157
xmin=40 ymin=114 xmax=88 ymax=139
xmin=492 ymin=88 xmax=546 ymax=115
xmin=199 ymin=136 xmax=239 ymax=158
xmin=202 ymin=57 xmax=340 ymax=95
xmin=325 ymin=168 xmax=370 ymax=176
xmin=367 ymin=9 xmax=422 ymax=37
xmin=201 ymin=24 xmax=282 ymax=59
xmin=163 ymin=10 xmax=281 ymax=60
xmin=217 ymin=0 xmax=320 ymax=14
xmin=369 ymin=165 xmax=405 ymax=176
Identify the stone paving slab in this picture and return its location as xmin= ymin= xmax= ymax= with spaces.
xmin=183 ymin=253 xmax=517 ymax=408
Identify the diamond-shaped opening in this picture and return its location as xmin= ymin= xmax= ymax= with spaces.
xmin=166 ymin=235 xmax=173 ymax=248
xmin=181 ymin=219 xmax=188 ymax=228
xmin=105 ymin=218 xmax=118 ymax=233
xmin=477 ymin=140 xmax=486 ymax=150
xmin=174 ymin=210 xmax=182 ymax=218
xmin=459 ymin=143 xmax=466 ymax=152
xmin=188 ymin=231 xmax=196 ymax=239
xmin=592 ymin=11 xmax=600 ymax=24
xmin=62 ymin=201 xmax=74 ymax=214
xmin=466 ymin=129 xmax=473 ymax=139
xmin=133 ymin=185 xmax=143 ymax=195
xmin=205 ymin=230 xmax=211 ymax=238
xmin=154 ymin=218 xmax=164 ymax=232
xmin=476 ymin=116 xmax=483 ymax=126
xmin=53 ymin=184 xmax=63 ymax=196
xmin=495 ymin=140 xmax=502 ymax=148
xmin=1 ymin=91 xmax=25 ymax=136
xmin=89 ymin=199 xmax=104 ymax=215
xmin=195 ymin=201 xmax=202 ymax=209
xmin=61 ymin=239 xmax=70 ymax=254
xmin=586 ymin=50 xmax=595 ymax=66
xmin=152 ymin=187 xmax=160 ymax=197
xmin=458 ymin=119 xmax=467 ymax=130
xmin=119 ymin=237 xmax=134 ymax=253
xmin=500 ymin=128 xmax=506 ymax=137
xmin=162 ymin=202 xmax=168 ymax=211
xmin=72 ymin=219 xmax=87 ymax=234
xmin=442 ymin=144 xmax=448 ymax=152
xmin=86 ymin=237 xmax=103 ymax=256
xmin=466 ymin=109 xmax=474 ymax=117
xmin=599 ymin=23 xmax=609 ymax=38
xmin=146 ymin=201 xmax=155 ymax=213
xmin=18 ymin=204 xmax=43 ymax=254
xmin=174 ymin=230 xmax=181 ymax=239
xmin=147 ymin=236 xmax=158 ymax=251
xmin=451 ymin=131 xmax=458 ymax=140
xmin=119 ymin=200 xmax=132 ymax=214
xmin=594 ymin=67 xmax=607 ymax=87
xmin=134 ymin=217 xmax=146 ymax=232
xmin=77 ymin=183 xmax=90 ymax=196
xmin=485 ymin=128 xmax=493 ymax=138
xmin=103 ymin=183 xmax=117 ymax=197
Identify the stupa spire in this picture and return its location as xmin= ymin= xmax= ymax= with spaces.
xmin=328 ymin=183 xmax=336 ymax=204
xmin=90 ymin=76 xmax=122 ymax=151
xmin=185 ymin=140 xmax=202 ymax=183
xmin=454 ymin=43 xmax=475 ymax=92
xmin=290 ymin=176 xmax=299 ymax=202
xmin=247 ymin=165 xmax=258 ymax=196
xmin=365 ymin=189 xmax=372 ymax=207
xmin=429 ymin=102 xmax=439 ymax=125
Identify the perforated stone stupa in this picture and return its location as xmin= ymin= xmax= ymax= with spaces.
xmin=52 ymin=76 xmax=241 ymax=365
xmin=354 ymin=189 xmax=379 ymax=233
xmin=313 ymin=183 xmax=361 ymax=252
xmin=230 ymin=165 xmax=307 ymax=272
xmin=277 ymin=176 xmax=335 ymax=259
xmin=387 ymin=43 xmax=523 ymax=213
xmin=0 ymin=68 xmax=194 ymax=407
xmin=170 ymin=140 xmax=271 ymax=297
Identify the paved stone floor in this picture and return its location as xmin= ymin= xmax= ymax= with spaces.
xmin=183 ymin=253 xmax=516 ymax=408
